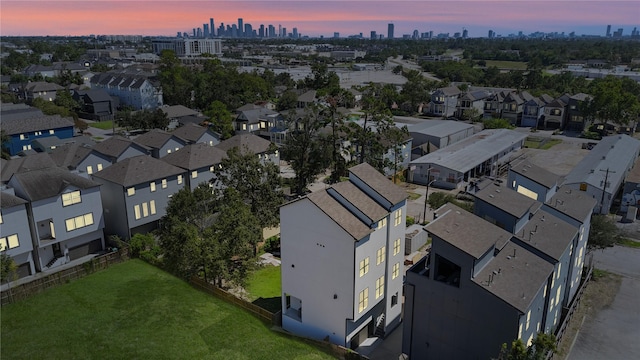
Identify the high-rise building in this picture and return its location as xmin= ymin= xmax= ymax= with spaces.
xmin=334 ymin=32 xmax=340 ymax=38
xmin=292 ymin=28 xmax=298 ymax=39
xmin=238 ymin=18 xmax=244 ymax=37
xmin=606 ymin=24 xmax=611 ymax=37
xmin=462 ymin=28 xmax=468 ymax=38
xmin=278 ymin=24 xmax=282 ymax=37
xmin=245 ymin=24 xmax=252 ymax=37
xmin=370 ymin=31 xmax=377 ymax=40
xmin=388 ymin=23 xmax=394 ymax=39
xmin=269 ymin=25 xmax=276 ymax=38
xmin=488 ymin=30 xmax=495 ymax=38
xmin=203 ymin=24 xmax=209 ymax=38
xmin=210 ymin=18 xmax=215 ymax=37
xmin=259 ymin=24 xmax=265 ymax=38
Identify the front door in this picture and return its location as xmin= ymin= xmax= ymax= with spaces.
xmin=52 ymin=243 xmax=62 ymax=258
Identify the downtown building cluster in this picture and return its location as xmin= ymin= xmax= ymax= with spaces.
xmin=178 ymin=17 xmax=301 ymax=39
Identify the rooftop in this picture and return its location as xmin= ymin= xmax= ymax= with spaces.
xmin=349 ymin=163 xmax=407 ymax=206
xmin=10 ymin=167 xmax=100 ymax=202
xmin=216 ymin=133 xmax=272 ymax=155
xmin=307 ymin=190 xmax=372 ymax=240
xmin=474 ymin=181 xmax=540 ymax=219
xmin=162 ymin=143 xmax=228 ymax=171
xmin=545 ymin=186 xmax=597 ymax=223
xmin=92 ymin=155 xmax=185 ymax=187
xmin=330 ymin=181 xmax=388 ymax=223
xmin=515 ymin=210 xmax=578 ymax=261
xmin=509 ymin=159 xmax=561 ymax=189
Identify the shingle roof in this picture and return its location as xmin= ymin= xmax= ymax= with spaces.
xmin=0 ymin=107 xmax=44 ymax=121
xmin=1 ymin=114 xmax=74 ymax=135
xmin=510 ymin=159 xmax=561 ymax=189
xmin=171 ymin=123 xmax=209 ymax=143
xmin=215 ymin=133 xmax=272 ymax=155
xmin=475 ymin=181 xmax=540 ymax=218
xmin=77 ymin=89 xmax=112 ymax=102
xmin=162 ymin=143 xmax=228 ymax=171
xmin=49 ymin=143 xmax=96 ymax=169
xmin=330 ymin=181 xmax=388 ymax=222
xmin=428 ymin=204 xmax=512 ymax=258
xmin=1 ymin=153 xmax=57 ymax=183
xmin=134 ymin=129 xmax=186 ymax=150
xmin=515 ymin=210 xmax=577 ymax=261
xmin=25 ymin=82 xmax=64 ymax=92
xmin=0 ymin=191 xmax=27 ymax=208
xmin=92 ymin=155 xmax=185 ymax=187
xmin=307 ymin=190 xmax=372 ymax=240
xmin=10 ymin=167 xmax=100 ymax=202
xmin=472 ymin=241 xmax=554 ymax=313
xmin=435 ymin=86 xmax=461 ymax=97
xmin=160 ymin=105 xmax=199 ymax=119
xmin=348 ymin=163 xmax=408 ymax=206
xmin=93 ymin=136 xmax=149 ymax=158
xmin=545 ymin=186 xmax=597 ymax=223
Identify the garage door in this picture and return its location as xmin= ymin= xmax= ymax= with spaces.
xmin=69 ymin=239 xmax=102 ymax=260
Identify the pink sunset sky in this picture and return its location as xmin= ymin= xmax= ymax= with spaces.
xmin=1 ymin=1 xmax=638 ymax=37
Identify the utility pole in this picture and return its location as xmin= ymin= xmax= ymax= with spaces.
xmin=599 ymin=168 xmax=615 ymax=214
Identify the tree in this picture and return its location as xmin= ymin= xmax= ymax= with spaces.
xmin=277 ymin=90 xmax=298 ymax=112
xmin=282 ymin=105 xmax=332 ymax=194
xmin=0 ymin=253 xmax=18 ymax=284
xmin=214 ymin=147 xmax=284 ymax=237
xmin=582 ymin=76 xmax=640 ymax=127
xmin=498 ymin=332 xmax=556 ymax=360
xmin=204 ymin=100 xmax=233 ymax=139
xmin=158 ymin=50 xmax=194 ymax=106
xmin=484 ymin=118 xmax=515 ymax=129
xmin=588 ymin=214 xmax=623 ymax=250
xmin=1 ymin=130 xmax=11 ymax=160
xmin=320 ymin=97 xmax=349 ymax=183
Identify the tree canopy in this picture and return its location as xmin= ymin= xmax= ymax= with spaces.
xmin=588 ymin=214 xmax=624 ymax=250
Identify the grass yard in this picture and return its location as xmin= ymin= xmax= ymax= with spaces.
xmin=618 ymin=238 xmax=640 ymax=249
xmin=484 ymin=60 xmax=528 ymax=70
xmin=1 ymin=260 xmax=335 ymax=360
xmin=525 ymin=138 xmax=562 ymax=150
xmin=88 ymin=120 xmax=114 ymax=130
xmin=407 ymin=191 xmax=422 ymax=201
xmin=245 ymin=265 xmax=282 ymax=313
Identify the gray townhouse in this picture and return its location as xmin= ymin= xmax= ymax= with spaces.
xmin=23 ymin=82 xmax=64 ymax=102
xmin=427 ymin=86 xmax=460 ymax=118
xmin=483 ymin=90 xmax=510 ymax=119
xmin=521 ymin=94 xmax=553 ymax=129
xmin=30 ymin=135 xmax=95 ymax=154
xmin=49 ymin=142 xmax=113 ymax=175
xmin=91 ymin=155 xmax=186 ymax=240
xmin=403 ymin=204 xmax=554 ymax=360
xmin=507 ymin=159 xmax=561 ymax=202
xmin=162 ymin=143 xmax=228 ymax=191
xmin=8 ymin=167 xmax=106 ymax=272
xmin=216 ymin=133 xmax=280 ymax=165
xmin=133 ymin=129 xmax=188 ymax=159
xmin=1 ymin=191 xmax=35 ymax=279
xmin=90 ymin=73 xmax=163 ymax=110
xmin=160 ymin=105 xmax=201 ymax=129
xmin=402 ymin=118 xmax=476 ymax=159
xmin=565 ymin=93 xmax=592 ymax=132
xmin=562 ymin=134 xmax=640 ymax=214
xmin=455 ymin=89 xmax=491 ymax=120
xmin=540 ymin=95 xmax=570 ymax=130
xmin=501 ymin=91 xmax=534 ymax=126
xmin=92 ymin=136 xmax=150 ymax=164
xmin=280 ymin=163 xmax=408 ymax=348
xmin=233 ymin=107 xmax=284 ymax=138
xmin=72 ymin=89 xmax=118 ymax=121
xmin=170 ymin=123 xmax=220 ymax=146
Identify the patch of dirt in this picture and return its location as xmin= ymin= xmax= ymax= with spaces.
xmin=555 ymin=270 xmax=622 ymax=358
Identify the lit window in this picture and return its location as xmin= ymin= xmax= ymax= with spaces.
xmin=142 ymin=202 xmax=149 ymax=217
xmin=65 ymin=213 xmax=93 ymax=231
xmin=210 ymin=166 xmax=215 ymax=173
xmin=377 ymin=218 xmax=387 ymax=229
xmin=557 ymin=263 xmax=562 ymax=279
xmin=175 ymin=147 xmax=180 ymax=152
xmin=49 ymin=129 xmax=55 ymax=135
xmin=394 ymin=208 xmax=402 ymax=226
xmin=375 ymin=276 xmax=384 ymax=299
xmin=392 ymin=263 xmax=400 ymax=279
xmin=359 ymin=257 xmax=370 ymax=277
xmin=167 ymin=149 xmax=172 ymax=154
xmin=87 ymin=165 xmax=93 ymax=174
xmin=358 ymin=288 xmax=369 ymax=313
xmin=242 ymin=124 xmax=247 ymax=130
xmin=526 ymin=310 xmax=531 ymax=330
xmin=192 ymin=170 xmax=198 ymax=179
xmin=518 ymin=323 xmax=523 ymax=339
xmin=22 ymin=145 xmax=32 ymax=150
xmin=19 ymin=134 xmax=26 ymax=140
xmin=150 ymin=182 xmax=156 ymax=192
xmin=62 ymin=191 xmax=82 ymax=206
xmin=35 ymin=131 xmax=42 ymax=136
xmin=150 ymin=200 xmax=156 ymax=215
xmin=162 ymin=178 xmax=168 ymax=188
xmin=555 ymin=286 xmax=562 ymax=307
xmin=0 ymin=212 xmax=3 ymax=224
xmin=376 ymin=246 xmax=385 ymax=265
xmin=97 ymin=163 xmax=103 ymax=171
xmin=127 ymin=187 xmax=135 ymax=196
xmin=0 ymin=234 xmax=19 ymax=251
xmin=176 ymin=176 xmax=182 ymax=185
xmin=393 ymin=238 xmax=401 ymax=256
xmin=134 ymin=205 xmax=141 ymax=220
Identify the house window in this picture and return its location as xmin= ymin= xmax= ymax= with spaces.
xmin=209 ymin=141 xmax=214 ymax=146
xmin=175 ymin=147 xmax=180 ymax=152
xmin=358 ymin=288 xmax=369 ymax=313
xmin=359 ymin=257 xmax=370 ymax=277
xmin=394 ymin=208 xmax=402 ymax=226
xmin=167 ymin=149 xmax=172 ymax=154
xmin=150 ymin=182 xmax=156 ymax=192
xmin=35 ymin=131 xmax=42 ymax=136
xmin=555 ymin=285 xmax=562 ymax=307
xmin=210 ymin=166 xmax=215 ymax=173
xmin=87 ymin=165 xmax=93 ymax=174
xmin=97 ymin=163 xmax=103 ymax=171
xmin=177 ymin=176 xmax=182 ymax=185
xmin=150 ymin=200 xmax=156 ymax=215
xmin=242 ymin=124 xmax=247 ymax=130
xmin=142 ymin=202 xmax=149 ymax=217
xmin=127 ymin=187 xmax=135 ymax=196
xmin=391 ymin=292 xmax=398 ymax=307
xmin=22 ymin=145 xmax=32 ymax=151
xmin=393 ymin=238 xmax=401 ymax=256
xmin=377 ymin=218 xmax=387 ymax=229
xmin=62 ymin=190 xmax=82 ymax=206
xmin=557 ymin=263 xmax=562 ymax=279
xmin=392 ymin=263 xmax=400 ymax=279
xmin=49 ymin=129 xmax=55 ymax=135
xmin=526 ymin=310 xmax=531 ymax=330
xmin=162 ymin=178 xmax=168 ymax=188
xmin=192 ymin=170 xmax=198 ymax=179
xmin=518 ymin=323 xmax=523 ymax=339
xmin=0 ymin=234 xmax=19 ymax=251
xmin=376 ymin=246 xmax=385 ymax=265
xmin=19 ymin=134 xmax=27 ymax=140
xmin=0 ymin=212 xmax=3 ymax=224
xmin=134 ymin=205 xmax=141 ymax=220
xmin=65 ymin=213 xmax=94 ymax=231
xmin=375 ymin=276 xmax=384 ymax=299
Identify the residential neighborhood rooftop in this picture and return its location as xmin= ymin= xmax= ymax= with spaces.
xmin=92 ymin=155 xmax=185 ymax=187
xmin=330 ymin=181 xmax=388 ymax=223
xmin=349 ymin=163 xmax=408 ymax=206
xmin=516 ymin=210 xmax=578 ymax=261
xmin=1 ymin=114 xmax=74 ymax=135
xmin=0 ymin=191 xmax=28 ymax=208
xmin=1 ymin=153 xmax=57 ymax=183
xmin=546 ymin=186 xmax=598 ymax=223
xmin=307 ymin=189 xmax=372 ymax=240
xmin=216 ymin=133 xmax=272 ymax=155
xmin=475 ymin=181 xmax=540 ymax=218
xmin=162 ymin=143 xmax=228 ymax=170
xmin=133 ymin=129 xmax=185 ymax=149
xmin=510 ymin=159 xmax=561 ymax=189
xmin=10 ymin=167 xmax=100 ymax=202
xmin=93 ymin=136 xmax=149 ymax=158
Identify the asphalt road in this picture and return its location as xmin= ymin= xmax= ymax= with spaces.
xmin=567 ymin=245 xmax=640 ymax=360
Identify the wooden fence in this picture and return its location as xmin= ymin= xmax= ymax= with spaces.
xmin=0 ymin=248 xmax=129 ymax=305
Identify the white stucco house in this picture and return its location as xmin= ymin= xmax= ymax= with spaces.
xmin=280 ymin=163 xmax=408 ymax=349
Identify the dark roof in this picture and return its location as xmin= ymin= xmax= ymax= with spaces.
xmin=427 ymin=204 xmax=512 ymax=259
xmin=25 ymin=82 xmax=64 ymax=92
xmin=77 ymin=89 xmax=112 ymax=102
xmin=1 ymin=153 xmax=57 ymax=183
xmin=0 ymin=107 xmax=44 ymax=121
xmin=162 ymin=143 xmax=228 ymax=171
xmin=49 ymin=143 xmax=96 ymax=169
xmin=92 ymin=155 xmax=185 ymax=187
xmin=236 ymin=108 xmax=279 ymax=124
xmin=10 ymin=167 xmax=100 ymax=202
xmin=475 ymin=182 xmax=539 ymax=218
xmin=216 ymin=133 xmax=272 ymax=155
xmin=171 ymin=123 xmax=209 ymax=143
xmin=2 ymin=114 xmax=74 ymax=135
xmin=134 ymin=129 xmax=186 ymax=150
xmin=160 ymin=105 xmax=199 ymax=119
xmin=510 ymin=159 xmax=561 ymax=189
xmin=307 ymin=190 xmax=372 ymax=240
xmin=0 ymin=192 xmax=27 ymax=208
xmin=434 ymin=86 xmax=461 ymax=97
xmin=515 ymin=210 xmax=577 ymax=261
xmin=348 ymin=163 xmax=408 ymax=206
xmin=472 ymin=241 xmax=554 ymax=313
xmin=93 ymin=136 xmax=149 ymax=158
xmin=545 ymin=186 xmax=597 ymax=223
xmin=330 ymin=181 xmax=388 ymax=222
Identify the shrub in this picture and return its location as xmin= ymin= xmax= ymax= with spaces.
xmin=263 ymin=235 xmax=280 ymax=254
xmin=129 ymin=233 xmax=155 ymax=258
xmin=406 ymin=216 xmax=416 ymax=226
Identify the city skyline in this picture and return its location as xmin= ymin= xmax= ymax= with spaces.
xmin=1 ymin=1 xmax=638 ymax=38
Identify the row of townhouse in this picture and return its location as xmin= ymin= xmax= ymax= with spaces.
xmin=402 ymin=162 xmax=597 ymax=359
xmin=90 ymin=73 xmax=163 ymax=110
xmin=1 ymin=124 xmax=280 ymax=279
xmin=425 ymin=86 xmax=595 ymax=132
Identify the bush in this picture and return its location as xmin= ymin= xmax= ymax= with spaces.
xmin=263 ymin=235 xmax=280 ymax=254
xmin=406 ymin=216 xmax=415 ymax=226
xmin=129 ymin=233 xmax=155 ymax=258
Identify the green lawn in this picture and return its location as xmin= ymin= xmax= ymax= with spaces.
xmin=619 ymin=238 xmax=640 ymax=249
xmin=245 ymin=265 xmax=282 ymax=314
xmin=484 ymin=60 xmax=528 ymax=70
xmin=407 ymin=191 xmax=422 ymax=201
xmin=88 ymin=120 xmax=114 ymax=130
xmin=1 ymin=260 xmax=334 ymax=360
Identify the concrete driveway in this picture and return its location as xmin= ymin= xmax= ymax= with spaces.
xmin=567 ymin=245 xmax=640 ymax=360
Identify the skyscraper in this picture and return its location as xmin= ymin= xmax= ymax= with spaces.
xmin=371 ymin=31 xmax=377 ymax=40
xmin=238 ymin=18 xmax=244 ymax=37
xmin=388 ymin=23 xmax=394 ymax=39
xmin=606 ymin=24 xmax=611 ymax=37
xmin=259 ymin=24 xmax=265 ymax=38
xmin=203 ymin=24 xmax=209 ymax=38
xmin=292 ymin=28 xmax=298 ymax=39
xmin=210 ymin=18 xmax=215 ymax=37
